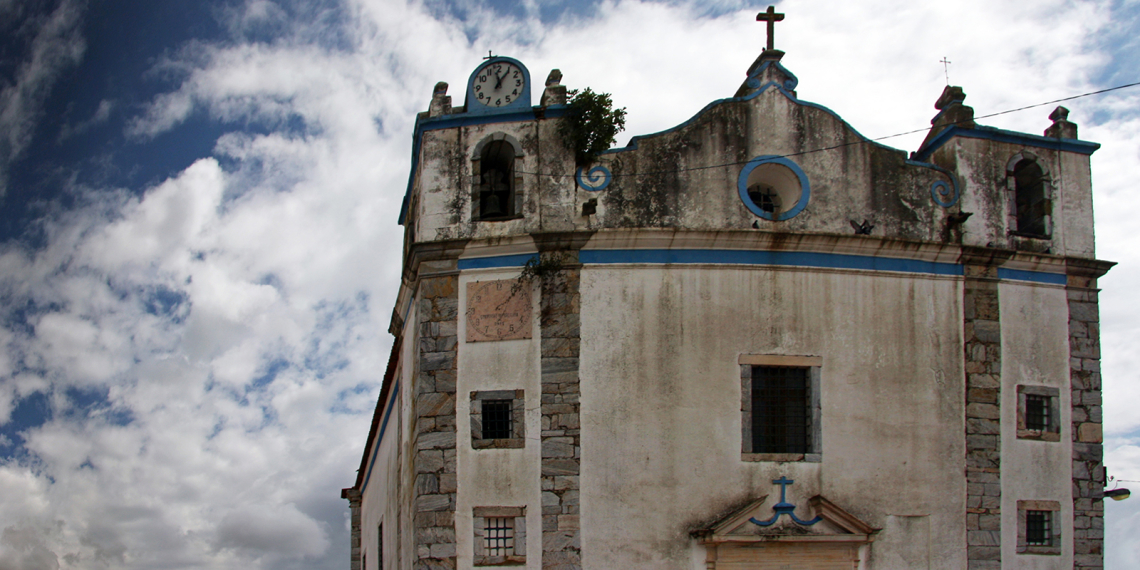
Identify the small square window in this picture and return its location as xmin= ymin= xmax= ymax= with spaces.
xmin=471 ymin=390 xmax=525 ymax=449
xmin=1017 ymin=500 xmax=1061 ymax=555
xmin=1025 ymin=395 xmax=1049 ymax=431
xmin=1017 ymin=385 xmax=1060 ymax=441
xmin=739 ymin=355 xmax=821 ymax=462
xmin=1026 ymin=511 xmax=1051 ymax=546
xmin=482 ymin=400 xmax=513 ymax=439
xmin=473 ymin=506 xmax=525 ymax=566
xmin=484 ymin=517 xmax=514 ymax=555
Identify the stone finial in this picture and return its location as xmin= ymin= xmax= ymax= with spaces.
xmin=918 ymin=84 xmax=974 ymax=151
xmin=541 ymin=69 xmax=567 ymax=107
xmin=1045 ymin=105 xmax=1078 ymax=139
xmin=429 ymin=81 xmax=452 ymax=117
xmin=934 ymin=85 xmax=966 ymax=110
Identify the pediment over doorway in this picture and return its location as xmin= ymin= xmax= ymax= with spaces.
xmin=691 ymin=495 xmax=878 ymax=570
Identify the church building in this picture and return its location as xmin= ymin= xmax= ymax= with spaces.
xmin=343 ymin=10 xmax=1113 ymax=569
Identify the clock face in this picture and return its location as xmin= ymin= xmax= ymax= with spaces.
xmin=473 ymin=61 xmax=525 ymax=108
xmin=465 ymin=279 xmax=532 ymax=342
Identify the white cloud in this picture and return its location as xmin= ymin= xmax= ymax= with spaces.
xmin=2 ymin=0 xmax=1139 ymax=568
xmin=0 ymin=0 xmax=86 ymax=197
xmin=0 ymin=525 xmax=61 ymax=570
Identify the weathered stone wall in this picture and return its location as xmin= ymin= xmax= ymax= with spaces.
xmin=411 ymin=79 xmax=959 ymax=249
xmin=577 ymin=264 xmax=967 ymax=569
xmin=1068 ymin=269 xmax=1106 ymax=569
xmin=540 ymin=253 xmax=583 ymax=569
xmin=415 ymin=275 xmax=459 ymax=569
xmin=345 ymin=489 xmax=362 ymax=570
xmin=962 ymin=260 xmax=1003 ymax=569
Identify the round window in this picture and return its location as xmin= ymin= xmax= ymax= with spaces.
xmin=738 ymin=156 xmax=810 ymax=221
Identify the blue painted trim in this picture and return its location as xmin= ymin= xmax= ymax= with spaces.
xmin=914 ymin=125 xmax=1100 ymax=162
xmin=998 ymin=268 xmax=1067 ymax=285
xmin=577 ymin=165 xmax=612 ymax=191
xmin=453 ymin=250 xmax=1063 ymax=284
xmin=397 ymin=105 xmax=568 ymax=224
xmin=606 ymin=63 xmax=904 ymax=161
xmin=737 ymin=156 xmax=810 ymax=221
xmin=579 ymin=249 xmax=964 ymax=277
xmin=464 ymin=57 xmax=532 ymax=116
xmin=457 ymin=253 xmax=536 ymax=271
xmin=361 ymin=379 xmax=400 ymax=490
xmin=743 ymin=59 xmax=799 ymax=94
xmin=931 ymin=180 xmax=957 ymax=208
xmin=401 ymin=291 xmax=416 ymax=331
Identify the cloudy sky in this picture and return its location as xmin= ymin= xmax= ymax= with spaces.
xmin=0 ymin=0 xmax=1137 ymax=568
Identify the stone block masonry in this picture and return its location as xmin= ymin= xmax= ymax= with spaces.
xmin=539 ymin=253 xmax=582 ymax=570
xmin=962 ymin=262 xmax=1002 ymax=570
xmin=415 ymin=275 xmax=459 ymax=570
xmin=344 ymin=489 xmax=362 ymax=570
xmin=1067 ymin=264 xmax=1110 ymax=570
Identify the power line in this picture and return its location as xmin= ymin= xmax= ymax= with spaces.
xmin=512 ymin=80 xmax=1140 ymax=179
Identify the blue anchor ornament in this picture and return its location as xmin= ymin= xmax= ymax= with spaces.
xmin=749 ymin=476 xmax=822 ymax=527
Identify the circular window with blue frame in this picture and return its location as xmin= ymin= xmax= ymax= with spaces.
xmin=738 ymin=156 xmax=810 ymax=221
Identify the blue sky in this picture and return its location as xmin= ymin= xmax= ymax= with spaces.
xmin=1 ymin=0 xmax=1138 ymax=568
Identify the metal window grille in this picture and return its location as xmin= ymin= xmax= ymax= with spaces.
xmin=747 ymin=184 xmax=781 ymax=213
xmin=1025 ymin=394 xmax=1050 ymax=431
xmin=482 ymin=399 xmax=513 ymax=439
xmin=752 ymin=366 xmax=810 ymax=453
xmin=484 ymin=517 xmax=514 ymax=556
xmin=1026 ymin=510 xmax=1051 ymax=546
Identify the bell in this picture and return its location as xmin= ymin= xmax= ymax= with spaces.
xmin=483 ymin=194 xmax=503 ymax=217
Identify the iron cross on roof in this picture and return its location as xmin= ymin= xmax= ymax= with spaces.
xmin=756 ymin=5 xmax=785 ymax=52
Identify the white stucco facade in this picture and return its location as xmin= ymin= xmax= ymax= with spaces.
xmin=343 ymin=45 xmax=1113 ymax=570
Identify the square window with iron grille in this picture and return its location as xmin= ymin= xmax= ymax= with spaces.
xmin=471 ymin=390 xmax=525 ymax=449
xmin=1017 ymin=500 xmax=1060 ymax=555
xmin=753 ymin=366 xmax=810 ymax=453
xmin=473 ymin=506 xmax=525 ymax=566
xmin=1026 ymin=511 xmax=1051 ymax=546
xmin=482 ymin=400 xmax=513 ymax=439
xmin=740 ymin=355 xmax=821 ymax=462
xmin=484 ymin=517 xmax=514 ymax=556
xmin=1025 ymin=395 xmax=1049 ymax=431
xmin=1017 ymin=385 xmax=1060 ymax=441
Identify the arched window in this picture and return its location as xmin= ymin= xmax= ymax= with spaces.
xmin=1011 ymin=158 xmax=1049 ymax=237
xmin=476 ymin=140 xmax=516 ymax=221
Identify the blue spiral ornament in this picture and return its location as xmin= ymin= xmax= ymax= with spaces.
xmin=577 ymin=165 xmax=612 ymax=192
xmin=931 ymin=179 xmax=958 ymax=208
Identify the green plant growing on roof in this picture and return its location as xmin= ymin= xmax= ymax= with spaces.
xmin=558 ymin=88 xmax=627 ymax=166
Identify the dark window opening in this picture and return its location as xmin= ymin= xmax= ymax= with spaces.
xmin=747 ymin=183 xmax=781 ymax=214
xmin=484 ymin=517 xmax=514 ymax=556
xmin=377 ymin=523 xmax=383 ymax=570
xmin=1013 ymin=159 xmax=1049 ymax=237
xmin=1026 ymin=510 xmax=1052 ymax=546
xmin=477 ymin=140 xmax=515 ymax=220
xmin=751 ymin=366 xmax=810 ymax=453
xmin=1025 ymin=394 xmax=1050 ymax=431
xmin=482 ymin=399 xmax=513 ymax=439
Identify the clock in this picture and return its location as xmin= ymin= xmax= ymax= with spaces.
xmin=465 ymin=279 xmax=533 ymax=342
xmin=465 ymin=57 xmax=531 ymax=114
xmin=473 ymin=60 xmax=525 ymax=107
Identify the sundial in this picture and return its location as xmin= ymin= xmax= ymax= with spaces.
xmin=465 ymin=279 xmax=532 ymax=342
